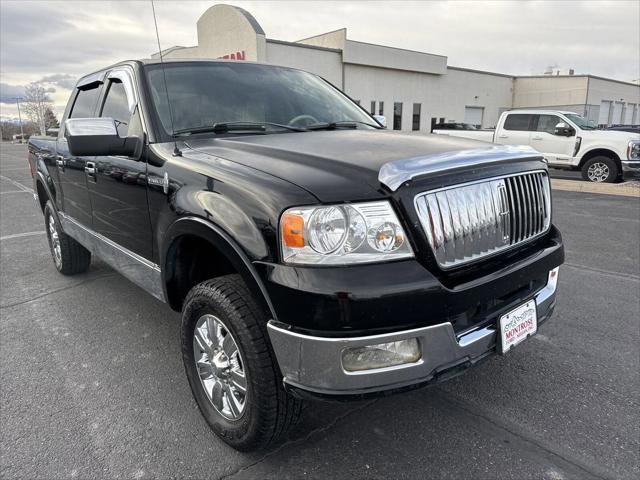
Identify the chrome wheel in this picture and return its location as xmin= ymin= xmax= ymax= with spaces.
xmin=48 ymin=215 xmax=62 ymax=268
xmin=587 ymin=162 xmax=609 ymax=182
xmin=193 ymin=314 xmax=247 ymax=420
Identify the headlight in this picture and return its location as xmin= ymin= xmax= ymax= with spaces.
xmin=280 ymin=201 xmax=414 ymax=265
xmin=628 ymin=141 xmax=640 ymax=160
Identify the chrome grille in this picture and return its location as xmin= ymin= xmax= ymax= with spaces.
xmin=415 ymin=171 xmax=550 ymax=269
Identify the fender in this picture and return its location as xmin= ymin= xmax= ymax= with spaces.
xmin=161 ymin=216 xmax=278 ymax=320
xmin=34 ymin=170 xmax=58 ymax=216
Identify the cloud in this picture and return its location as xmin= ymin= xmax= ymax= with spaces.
xmin=0 ymin=83 xmax=25 ymax=104
xmin=40 ymin=74 xmax=77 ymax=90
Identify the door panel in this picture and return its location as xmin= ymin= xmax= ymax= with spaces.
xmin=88 ymin=69 xmax=152 ymax=259
xmin=497 ymin=113 xmax=532 ymax=147
xmin=530 ymin=114 xmax=575 ymax=165
xmin=56 ymin=137 xmax=94 ymax=227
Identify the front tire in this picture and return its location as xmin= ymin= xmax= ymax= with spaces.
xmin=44 ymin=201 xmax=91 ymax=275
xmin=581 ymin=156 xmax=620 ymax=183
xmin=181 ymin=274 xmax=302 ymax=451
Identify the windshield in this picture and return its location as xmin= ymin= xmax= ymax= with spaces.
xmin=145 ymin=62 xmax=376 ymax=136
xmin=565 ymin=113 xmax=597 ymax=130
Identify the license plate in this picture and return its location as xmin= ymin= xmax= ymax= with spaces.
xmin=499 ymin=300 xmax=537 ymax=354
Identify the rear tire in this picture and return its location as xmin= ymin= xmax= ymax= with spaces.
xmin=44 ymin=201 xmax=91 ymax=275
xmin=181 ymin=274 xmax=302 ymax=451
xmin=581 ymin=156 xmax=620 ymax=183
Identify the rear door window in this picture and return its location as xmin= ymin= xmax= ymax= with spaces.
xmin=503 ymin=114 xmax=534 ymax=131
xmin=69 ymin=85 xmax=101 ymax=118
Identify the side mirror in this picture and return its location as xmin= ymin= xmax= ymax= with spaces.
xmin=65 ymin=118 xmax=139 ymax=157
xmin=554 ymin=122 xmax=575 ymax=137
xmin=373 ymin=115 xmax=387 ymax=128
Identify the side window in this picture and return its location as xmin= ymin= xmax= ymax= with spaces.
xmin=100 ymin=79 xmax=131 ymax=136
xmin=503 ymin=114 xmax=533 ymax=131
xmin=69 ymin=85 xmax=101 ymax=119
xmin=536 ymin=115 xmax=561 ymax=134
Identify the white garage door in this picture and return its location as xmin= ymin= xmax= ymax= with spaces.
xmin=598 ymin=101 xmax=612 ymax=125
xmin=624 ymin=104 xmax=635 ymax=124
xmin=464 ymin=107 xmax=484 ymax=128
xmin=612 ymin=102 xmax=624 ymax=124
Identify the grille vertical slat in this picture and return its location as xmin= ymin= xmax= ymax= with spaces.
xmin=416 ymin=171 xmax=551 ymax=269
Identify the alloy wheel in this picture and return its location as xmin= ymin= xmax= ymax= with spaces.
xmin=193 ymin=314 xmax=248 ymax=420
xmin=48 ymin=215 xmax=62 ymax=268
xmin=587 ymin=162 xmax=610 ymax=182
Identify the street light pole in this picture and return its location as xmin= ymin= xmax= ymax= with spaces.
xmin=15 ymin=97 xmax=25 ymax=143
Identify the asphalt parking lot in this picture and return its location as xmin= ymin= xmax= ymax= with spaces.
xmin=1 ymin=143 xmax=638 ymax=480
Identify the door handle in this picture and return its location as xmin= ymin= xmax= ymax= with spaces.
xmin=531 ymin=136 xmax=543 ymax=140
xmin=498 ymin=135 xmax=509 ymax=139
xmin=55 ymin=156 xmax=65 ymax=171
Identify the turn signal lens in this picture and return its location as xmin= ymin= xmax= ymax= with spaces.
xmin=342 ymin=338 xmax=421 ymax=372
xmin=281 ymin=213 xmax=304 ymax=248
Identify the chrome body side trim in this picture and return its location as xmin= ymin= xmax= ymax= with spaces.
xmin=267 ymin=269 xmax=558 ymax=396
xmin=59 ymin=212 xmax=166 ymax=302
xmin=378 ymin=145 xmax=542 ymax=191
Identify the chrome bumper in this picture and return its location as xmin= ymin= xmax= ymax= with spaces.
xmin=622 ymin=160 xmax=640 ymax=172
xmin=267 ymin=270 xmax=558 ymax=396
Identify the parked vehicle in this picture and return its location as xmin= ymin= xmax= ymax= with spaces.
xmin=606 ymin=124 xmax=640 ymax=134
xmin=434 ymin=110 xmax=640 ymax=182
xmin=28 ymin=60 xmax=564 ymax=451
xmin=432 ymin=122 xmax=483 ymax=130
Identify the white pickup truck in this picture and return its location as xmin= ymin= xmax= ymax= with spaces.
xmin=434 ymin=110 xmax=640 ymax=182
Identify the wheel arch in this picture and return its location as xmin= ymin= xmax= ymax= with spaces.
xmin=35 ymin=171 xmax=57 ymax=214
xmin=161 ymin=216 xmax=278 ymax=320
xmin=578 ymin=148 xmax=621 ymax=168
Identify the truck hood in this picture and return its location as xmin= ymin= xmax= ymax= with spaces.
xmin=184 ymin=130 xmax=529 ymax=202
xmin=581 ymin=129 xmax=640 ymax=142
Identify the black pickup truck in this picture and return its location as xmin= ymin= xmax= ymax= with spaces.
xmin=28 ymin=59 xmax=564 ymax=451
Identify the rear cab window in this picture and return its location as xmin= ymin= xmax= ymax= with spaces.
xmin=503 ymin=114 xmax=534 ymax=131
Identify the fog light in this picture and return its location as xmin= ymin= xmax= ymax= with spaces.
xmin=342 ymin=338 xmax=421 ymax=372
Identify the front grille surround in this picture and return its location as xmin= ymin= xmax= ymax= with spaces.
xmin=414 ymin=170 xmax=551 ymax=270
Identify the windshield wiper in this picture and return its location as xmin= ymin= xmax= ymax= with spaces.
xmin=174 ymin=121 xmax=306 ymax=136
xmin=306 ymin=120 xmax=382 ymax=131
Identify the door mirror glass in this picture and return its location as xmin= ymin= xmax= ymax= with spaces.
xmin=373 ymin=114 xmax=387 ymax=128
xmin=65 ymin=118 xmax=139 ymax=157
xmin=554 ymin=122 xmax=575 ymax=137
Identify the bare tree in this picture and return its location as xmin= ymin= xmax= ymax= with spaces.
xmin=21 ymin=83 xmax=53 ymax=135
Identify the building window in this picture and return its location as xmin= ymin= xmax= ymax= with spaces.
xmin=439 ymin=117 xmax=445 ymax=124
xmin=379 ymin=101 xmax=384 ymax=116
xmin=370 ymin=101 xmax=376 ymax=115
xmin=412 ymin=103 xmax=421 ymax=131
xmin=430 ymin=117 xmax=437 ymax=132
xmin=393 ymin=102 xmax=403 ymax=130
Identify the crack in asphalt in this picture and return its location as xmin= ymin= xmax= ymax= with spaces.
xmin=218 ymin=400 xmax=378 ymax=480
xmin=430 ymin=389 xmax=619 ymax=480
xmin=0 ymin=273 xmax=116 ymax=309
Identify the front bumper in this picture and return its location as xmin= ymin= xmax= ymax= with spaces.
xmin=267 ymin=269 xmax=558 ymax=397
xmin=622 ymin=160 xmax=640 ymax=173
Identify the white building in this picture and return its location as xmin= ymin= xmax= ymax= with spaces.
xmin=153 ymin=4 xmax=640 ymax=131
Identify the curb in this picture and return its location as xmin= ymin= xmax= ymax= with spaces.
xmin=550 ymin=179 xmax=640 ymax=198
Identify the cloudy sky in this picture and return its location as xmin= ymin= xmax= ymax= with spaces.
xmin=1 ymin=0 xmax=638 ymax=120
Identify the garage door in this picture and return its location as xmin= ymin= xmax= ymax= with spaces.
xmin=624 ymin=104 xmax=635 ymax=124
xmin=464 ymin=107 xmax=484 ymax=128
xmin=598 ymin=101 xmax=612 ymax=125
xmin=612 ymin=102 xmax=624 ymax=124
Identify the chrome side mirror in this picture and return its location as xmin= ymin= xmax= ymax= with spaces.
xmin=65 ymin=118 xmax=139 ymax=157
xmin=373 ymin=115 xmax=387 ymax=128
